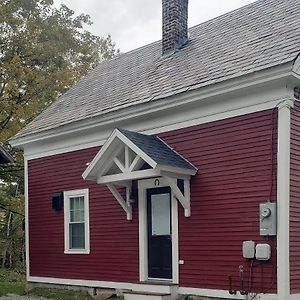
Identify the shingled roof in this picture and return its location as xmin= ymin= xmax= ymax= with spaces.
xmin=14 ymin=0 xmax=300 ymax=140
xmin=118 ymin=128 xmax=197 ymax=171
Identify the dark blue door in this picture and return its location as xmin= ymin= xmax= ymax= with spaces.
xmin=147 ymin=187 xmax=172 ymax=280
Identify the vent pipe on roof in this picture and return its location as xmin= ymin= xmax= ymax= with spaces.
xmin=162 ymin=0 xmax=189 ymax=56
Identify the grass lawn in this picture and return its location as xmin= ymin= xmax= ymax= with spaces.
xmin=0 ymin=269 xmax=122 ymax=299
xmin=28 ymin=288 xmax=101 ymax=300
xmin=0 ymin=269 xmax=26 ymax=296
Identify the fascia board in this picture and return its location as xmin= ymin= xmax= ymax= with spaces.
xmin=82 ymin=129 xmax=118 ymax=179
xmin=157 ymin=165 xmax=197 ymax=176
xmin=83 ymin=129 xmax=158 ymax=181
xmin=10 ymin=62 xmax=295 ymax=149
xmin=292 ymin=55 xmax=300 ymax=75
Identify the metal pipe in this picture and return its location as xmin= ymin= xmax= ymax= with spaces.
xmin=228 ymin=275 xmax=237 ymax=295
xmin=239 ymin=265 xmax=248 ymax=295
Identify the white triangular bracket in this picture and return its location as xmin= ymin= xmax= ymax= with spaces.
xmin=106 ymin=183 xmax=132 ymax=221
xmin=164 ymin=176 xmax=191 ymax=217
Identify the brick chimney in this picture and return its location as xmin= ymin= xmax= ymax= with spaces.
xmin=162 ymin=0 xmax=189 ymax=55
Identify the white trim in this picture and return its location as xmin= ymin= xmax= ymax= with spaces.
xmin=290 ymin=294 xmax=300 ymax=300
xmin=113 ymin=157 xmax=126 ymax=173
xmin=63 ymin=189 xmax=90 ymax=254
xmin=129 ymin=154 xmax=142 ymax=172
xmin=23 ymin=99 xmax=282 ymax=161
xmin=26 ymin=276 xmax=278 ymax=299
xmin=106 ymin=183 xmax=132 ymax=220
xmin=97 ymin=169 xmax=161 ymax=184
xmin=83 ymin=128 xmax=195 ymax=186
xmin=178 ymin=287 xmax=278 ymax=300
xmin=138 ymin=178 xmax=179 ymax=284
xmin=138 ymin=183 xmax=148 ymax=282
xmin=10 ymin=62 xmax=295 ymax=150
xmin=24 ymin=158 xmax=30 ymax=279
xmin=82 ymin=129 xmax=119 ymax=180
xmin=171 ymin=193 xmax=179 ymax=284
xmin=82 ymin=129 xmax=160 ymax=181
xmin=27 ymin=276 xmax=172 ymax=294
xmin=164 ymin=177 xmax=191 ymax=217
xmin=292 ymin=55 xmax=300 ymax=75
xmin=277 ymin=99 xmax=294 ymax=299
xmin=19 ymin=73 xmax=297 ymax=161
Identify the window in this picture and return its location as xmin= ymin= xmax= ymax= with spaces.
xmin=64 ymin=189 xmax=90 ymax=254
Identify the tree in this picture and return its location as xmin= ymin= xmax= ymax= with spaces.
xmin=0 ymin=0 xmax=118 ymax=269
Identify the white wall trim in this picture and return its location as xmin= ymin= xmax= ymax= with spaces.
xmin=290 ymin=294 xmax=300 ymax=300
xmin=27 ymin=275 xmax=278 ymax=299
xmin=277 ymin=98 xmax=294 ymax=299
xmin=24 ymin=158 xmax=30 ymax=279
xmin=63 ymin=189 xmax=90 ymax=254
xmin=23 ymin=97 xmax=289 ymax=161
xmin=20 ymin=74 xmax=297 ymax=161
xmin=11 ymin=62 xmax=296 ymax=150
xmin=178 ymin=287 xmax=277 ymax=299
xmin=138 ymin=178 xmax=179 ymax=284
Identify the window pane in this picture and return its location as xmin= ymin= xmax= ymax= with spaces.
xmin=69 ymin=223 xmax=85 ymax=249
xmin=151 ymin=193 xmax=170 ymax=236
xmin=70 ymin=198 xmax=75 ymax=210
xmin=74 ymin=210 xmax=84 ymax=223
xmin=69 ymin=197 xmax=85 ymax=223
xmin=77 ymin=197 xmax=84 ymax=210
xmin=70 ymin=210 xmax=75 ymax=222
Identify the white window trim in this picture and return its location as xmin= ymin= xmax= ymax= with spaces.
xmin=64 ymin=188 xmax=90 ymax=254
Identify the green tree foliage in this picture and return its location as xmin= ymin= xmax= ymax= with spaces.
xmin=0 ymin=0 xmax=118 ymax=269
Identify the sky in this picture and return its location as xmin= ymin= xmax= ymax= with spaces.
xmin=53 ymin=0 xmax=257 ymax=53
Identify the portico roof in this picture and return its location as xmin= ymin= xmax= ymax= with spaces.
xmin=82 ymin=128 xmax=197 ymax=219
xmin=82 ymin=128 xmax=197 ymax=185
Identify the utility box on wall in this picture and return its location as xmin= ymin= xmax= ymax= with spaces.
xmin=259 ymin=202 xmax=277 ymax=236
xmin=52 ymin=192 xmax=63 ymax=211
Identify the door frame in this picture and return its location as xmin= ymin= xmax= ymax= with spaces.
xmin=138 ymin=177 xmax=179 ymax=283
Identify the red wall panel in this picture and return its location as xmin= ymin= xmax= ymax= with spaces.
xmin=159 ymin=109 xmax=277 ymax=293
xmin=290 ymin=101 xmax=300 ymax=293
xmin=28 ymin=109 xmax=277 ymax=292
xmin=28 ymin=147 xmax=139 ymax=282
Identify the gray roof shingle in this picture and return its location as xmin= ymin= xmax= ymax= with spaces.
xmin=118 ymin=128 xmax=197 ymax=171
xmin=15 ymin=0 xmax=300 ymax=139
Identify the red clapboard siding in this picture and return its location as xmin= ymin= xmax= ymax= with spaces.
xmin=159 ymin=109 xmax=277 ymax=293
xmin=290 ymin=101 xmax=300 ymax=293
xmin=28 ymin=109 xmax=277 ymax=292
xmin=28 ymin=147 xmax=140 ymax=283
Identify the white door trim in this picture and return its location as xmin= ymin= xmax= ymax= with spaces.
xmin=138 ymin=177 xmax=179 ymax=284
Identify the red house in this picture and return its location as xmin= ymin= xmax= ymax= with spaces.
xmin=10 ymin=0 xmax=300 ymax=299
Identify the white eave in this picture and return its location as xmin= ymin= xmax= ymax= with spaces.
xmin=9 ymin=61 xmax=299 ymax=150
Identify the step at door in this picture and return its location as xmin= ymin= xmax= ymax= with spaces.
xmin=124 ymin=291 xmax=172 ymax=300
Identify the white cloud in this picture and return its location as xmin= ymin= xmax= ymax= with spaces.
xmin=53 ymin=0 xmax=256 ymax=52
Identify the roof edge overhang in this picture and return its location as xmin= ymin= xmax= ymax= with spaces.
xmin=82 ymin=128 xmax=197 ymax=183
xmin=82 ymin=128 xmax=197 ymax=219
xmin=10 ymin=61 xmax=298 ymax=150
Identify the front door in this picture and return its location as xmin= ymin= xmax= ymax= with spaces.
xmin=147 ymin=187 xmax=172 ymax=280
